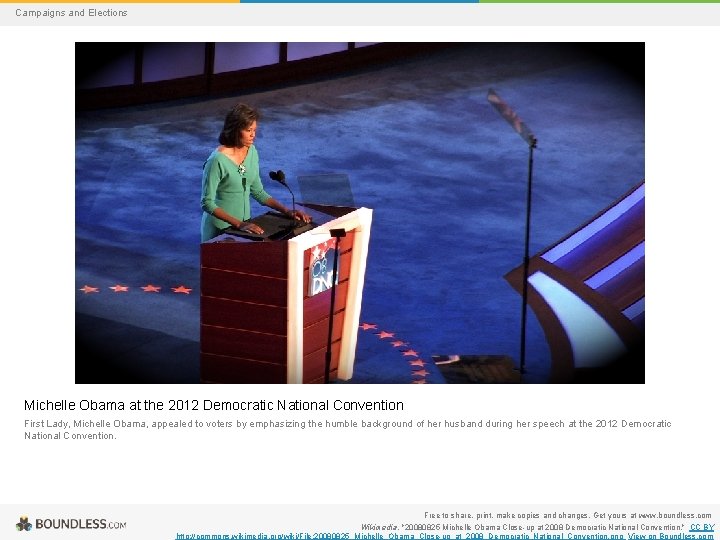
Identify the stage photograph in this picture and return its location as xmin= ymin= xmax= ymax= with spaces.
xmin=75 ymin=42 xmax=645 ymax=384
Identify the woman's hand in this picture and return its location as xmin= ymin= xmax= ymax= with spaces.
xmin=288 ymin=209 xmax=312 ymax=223
xmin=234 ymin=221 xmax=264 ymax=235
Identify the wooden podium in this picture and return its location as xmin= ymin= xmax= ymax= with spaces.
xmin=200 ymin=204 xmax=373 ymax=384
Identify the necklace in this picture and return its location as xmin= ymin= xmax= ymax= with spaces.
xmin=222 ymin=146 xmax=248 ymax=174
xmin=237 ymin=148 xmax=248 ymax=175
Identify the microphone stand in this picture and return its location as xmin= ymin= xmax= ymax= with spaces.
xmin=487 ymin=89 xmax=538 ymax=375
xmin=270 ymin=170 xmax=298 ymax=227
xmin=324 ymin=228 xmax=346 ymax=384
xmin=518 ymin=138 xmax=537 ymax=375
xmin=280 ymin=182 xmax=296 ymax=218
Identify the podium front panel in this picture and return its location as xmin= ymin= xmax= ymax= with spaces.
xmin=201 ymin=236 xmax=289 ymax=384
xmin=201 ymin=206 xmax=373 ymax=384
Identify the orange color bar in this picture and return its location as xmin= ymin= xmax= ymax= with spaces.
xmin=6 ymin=0 xmax=238 ymax=3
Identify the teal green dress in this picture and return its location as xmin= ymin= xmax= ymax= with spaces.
xmin=200 ymin=146 xmax=271 ymax=242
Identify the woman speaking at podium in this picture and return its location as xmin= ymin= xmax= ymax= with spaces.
xmin=200 ymin=103 xmax=311 ymax=242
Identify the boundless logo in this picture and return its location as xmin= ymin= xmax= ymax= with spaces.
xmin=16 ymin=516 xmax=32 ymax=531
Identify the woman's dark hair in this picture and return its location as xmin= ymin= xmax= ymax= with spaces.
xmin=218 ymin=103 xmax=260 ymax=147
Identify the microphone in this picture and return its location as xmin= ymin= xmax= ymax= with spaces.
xmin=269 ymin=170 xmax=296 ymax=219
xmin=269 ymin=170 xmax=287 ymax=185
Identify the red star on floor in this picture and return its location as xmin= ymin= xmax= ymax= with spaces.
xmin=359 ymin=323 xmax=377 ymax=331
xmin=408 ymin=359 xmax=426 ymax=367
xmin=141 ymin=284 xmax=162 ymax=293
xmin=411 ymin=369 xmax=430 ymax=377
xmin=391 ymin=340 xmax=407 ymax=348
xmin=402 ymin=349 xmax=419 ymax=357
xmin=79 ymin=285 xmax=99 ymax=294
xmin=109 ymin=284 xmax=129 ymax=292
xmin=172 ymin=285 xmax=192 ymax=294
xmin=376 ymin=331 xmax=395 ymax=339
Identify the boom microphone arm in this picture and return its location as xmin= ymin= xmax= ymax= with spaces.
xmin=269 ymin=170 xmax=296 ymax=218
